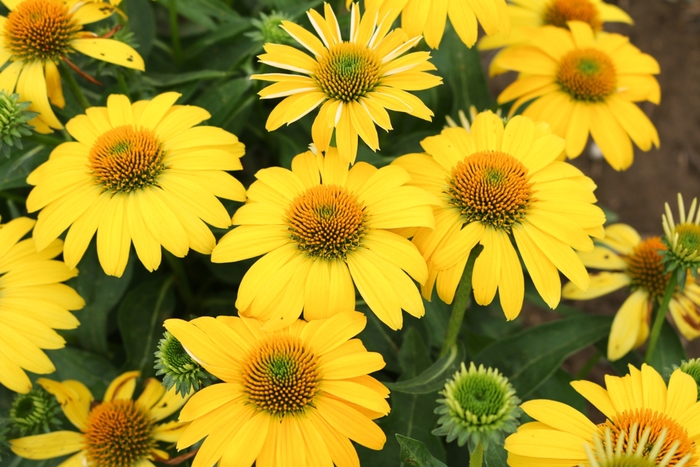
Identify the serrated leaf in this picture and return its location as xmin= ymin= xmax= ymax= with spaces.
xmin=386 ymin=342 xmax=465 ymax=394
xmin=396 ymin=434 xmax=448 ymax=467
xmin=117 ymin=277 xmax=175 ymax=377
xmin=474 ymin=315 xmax=613 ymax=398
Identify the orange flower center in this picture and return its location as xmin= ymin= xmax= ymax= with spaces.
xmin=557 ymin=48 xmax=616 ymax=102
xmin=542 ymin=0 xmax=602 ymax=31
xmin=84 ymin=399 xmax=155 ymax=467
xmin=447 ymin=150 xmax=532 ymax=231
xmin=315 ymin=42 xmax=380 ymax=102
xmin=242 ymin=336 xmax=319 ymax=416
xmin=603 ymin=409 xmax=696 ymax=467
xmin=286 ymin=184 xmax=366 ymax=260
xmin=4 ymin=0 xmax=79 ymax=62
xmin=89 ymin=125 xmax=166 ymax=193
xmin=625 ymin=237 xmax=671 ymax=299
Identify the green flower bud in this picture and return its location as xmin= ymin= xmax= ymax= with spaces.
xmin=433 ymin=362 xmax=521 ymax=450
xmin=0 ymin=92 xmax=37 ymax=157
xmin=679 ymin=358 xmax=700 ymax=401
xmin=9 ymin=387 xmax=62 ymax=436
xmin=661 ymin=194 xmax=700 ymax=288
xmin=154 ymin=331 xmax=214 ymax=396
xmin=246 ymin=11 xmax=294 ymax=45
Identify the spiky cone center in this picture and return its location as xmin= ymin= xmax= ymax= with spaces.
xmin=84 ymin=399 xmax=156 ymax=467
xmin=89 ymin=125 xmax=166 ymax=194
xmin=672 ymin=224 xmax=700 ymax=263
xmin=156 ymin=331 xmax=199 ymax=376
xmin=679 ymin=359 xmax=700 ymax=401
xmin=584 ymin=425 xmax=690 ymax=467
xmin=10 ymin=388 xmax=60 ymax=435
xmin=625 ymin=237 xmax=673 ymax=299
xmin=598 ymin=409 xmax=696 ymax=467
xmin=557 ymin=48 xmax=616 ymax=102
xmin=286 ymin=184 xmax=367 ymax=260
xmin=242 ymin=335 xmax=320 ymax=416
xmin=4 ymin=0 xmax=80 ymax=62
xmin=314 ymin=42 xmax=381 ymax=103
xmin=447 ymin=150 xmax=532 ymax=232
xmin=543 ymin=0 xmax=602 ymax=31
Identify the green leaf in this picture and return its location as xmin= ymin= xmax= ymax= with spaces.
xmin=194 ymin=78 xmax=250 ymax=127
xmin=647 ymin=320 xmax=686 ymax=376
xmin=358 ymin=308 xmax=401 ymax=374
xmin=122 ymin=0 xmax=156 ymax=58
xmin=483 ymin=442 xmax=508 ymax=467
xmin=387 ymin=342 xmax=465 ymax=394
xmin=0 ymin=145 xmax=47 ymax=190
xmin=46 ymin=346 xmax=119 ymax=397
xmin=143 ymin=70 xmax=232 ymax=87
xmin=530 ymin=369 xmax=587 ymax=412
xmin=474 ymin=315 xmax=613 ymax=398
xmin=445 ymin=24 xmax=493 ymax=113
xmin=396 ymin=434 xmax=448 ymax=467
xmin=65 ymin=241 xmax=134 ymax=355
xmin=117 ymin=277 xmax=175 ymax=377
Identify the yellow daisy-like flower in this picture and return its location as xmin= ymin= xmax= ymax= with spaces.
xmin=496 ymin=21 xmax=660 ymax=171
xmin=0 ymin=0 xmax=144 ymax=133
xmin=211 ymin=148 xmax=436 ymax=331
xmin=393 ymin=110 xmax=605 ymax=320
xmin=479 ymin=0 xmax=632 ymax=69
xmin=26 ymin=92 xmax=247 ymax=277
xmin=351 ymin=0 xmax=511 ymax=49
xmin=0 ymin=216 xmax=84 ymax=394
xmin=563 ymin=223 xmax=700 ymax=361
xmin=505 ymin=364 xmax=700 ymax=467
xmin=164 ymin=311 xmax=390 ymax=467
xmin=11 ymin=371 xmax=190 ymax=467
xmin=252 ymin=2 xmax=441 ymax=163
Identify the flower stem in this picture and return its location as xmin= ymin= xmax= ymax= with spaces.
xmin=168 ymin=0 xmax=183 ymax=67
xmin=59 ymin=63 xmax=91 ymax=110
xmin=469 ymin=441 xmax=484 ymax=467
xmin=164 ymin=252 xmax=196 ymax=312
xmin=440 ymin=245 xmax=482 ymax=358
xmin=116 ymin=70 xmax=131 ymax=99
xmin=644 ymin=272 xmax=678 ymax=364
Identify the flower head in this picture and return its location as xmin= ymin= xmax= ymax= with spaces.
xmin=353 ymin=0 xmax=511 ymax=48
xmin=433 ymin=362 xmax=521 ymax=449
xmin=246 ymin=11 xmax=294 ymax=44
xmin=0 ymin=216 xmax=84 ymax=393
xmin=563 ymin=223 xmax=700 ymax=361
xmin=0 ymin=0 xmax=144 ymax=132
xmin=0 ymin=91 xmax=37 ymax=155
xmin=10 ymin=371 xmax=190 ymax=467
xmin=662 ymin=194 xmax=700 ymax=285
xmin=505 ymin=364 xmax=700 ymax=467
xmin=479 ymin=0 xmax=633 ymax=71
xmin=496 ymin=21 xmax=660 ymax=171
xmin=211 ymin=147 xmax=437 ymax=331
xmin=164 ymin=311 xmax=390 ymax=467
xmin=9 ymin=386 xmax=62 ymax=436
xmin=252 ymin=2 xmax=441 ymax=163
xmin=393 ymin=110 xmax=605 ymax=320
xmin=26 ymin=92 xmax=247 ymax=277
xmin=680 ymin=359 xmax=700 ymax=401
xmin=154 ymin=330 xmax=215 ymax=397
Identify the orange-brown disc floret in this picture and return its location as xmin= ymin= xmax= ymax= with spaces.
xmin=543 ymin=0 xmax=602 ymax=31
xmin=447 ymin=150 xmax=532 ymax=231
xmin=314 ymin=42 xmax=381 ymax=103
xmin=625 ymin=237 xmax=671 ymax=299
xmin=557 ymin=48 xmax=617 ymax=102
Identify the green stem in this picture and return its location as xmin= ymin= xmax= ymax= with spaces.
xmin=26 ymin=133 xmax=64 ymax=147
xmin=644 ymin=272 xmax=678 ymax=364
xmin=439 ymin=245 xmax=482 ymax=357
xmin=469 ymin=441 xmax=484 ymax=467
xmin=59 ymin=63 xmax=91 ymax=110
xmin=168 ymin=0 xmax=183 ymax=67
xmin=575 ymin=350 xmax=601 ymax=380
xmin=0 ymin=190 xmax=26 ymax=203
xmin=164 ymin=252 xmax=196 ymax=312
xmin=116 ymin=70 xmax=131 ymax=99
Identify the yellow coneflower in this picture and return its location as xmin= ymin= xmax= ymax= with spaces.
xmin=393 ymin=110 xmax=605 ymax=320
xmin=11 ymin=371 xmax=190 ymax=467
xmin=211 ymin=147 xmax=437 ymax=331
xmin=496 ymin=21 xmax=660 ymax=171
xmin=26 ymin=92 xmax=247 ymax=277
xmin=563 ymin=223 xmax=700 ymax=361
xmin=0 ymin=216 xmax=84 ymax=394
xmin=351 ymin=0 xmax=511 ymax=49
xmin=252 ymin=2 xmax=441 ymax=163
xmin=505 ymin=364 xmax=700 ymax=467
xmin=0 ymin=0 xmax=144 ymax=133
xmin=164 ymin=311 xmax=390 ymax=467
xmin=479 ymin=0 xmax=633 ymax=74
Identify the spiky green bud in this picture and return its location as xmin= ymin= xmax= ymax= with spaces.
xmin=246 ymin=11 xmax=294 ymax=45
xmin=661 ymin=194 xmax=700 ymax=289
xmin=154 ymin=331 xmax=215 ymax=396
xmin=433 ymin=362 xmax=521 ymax=450
xmin=9 ymin=387 xmax=62 ymax=436
xmin=0 ymin=92 xmax=37 ymax=157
